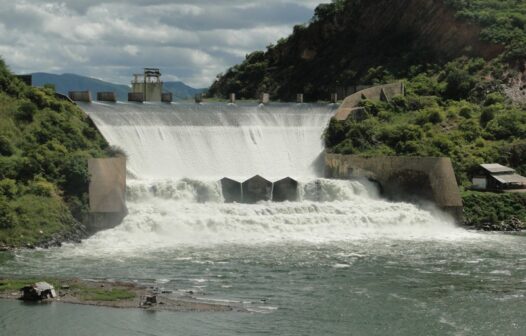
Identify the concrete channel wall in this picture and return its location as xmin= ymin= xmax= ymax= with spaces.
xmin=325 ymin=154 xmax=464 ymax=221
xmin=334 ymin=82 xmax=405 ymax=121
xmin=87 ymin=157 xmax=127 ymax=233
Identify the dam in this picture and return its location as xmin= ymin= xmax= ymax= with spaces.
xmin=75 ymin=101 xmax=467 ymax=249
xmin=3 ymin=101 xmax=525 ymax=335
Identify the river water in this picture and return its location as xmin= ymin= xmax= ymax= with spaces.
xmin=1 ymin=103 xmax=525 ymax=335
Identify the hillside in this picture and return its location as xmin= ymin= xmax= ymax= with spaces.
xmin=208 ymin=0 xmax=526 ymax=229
xmin=209 ymin=0 xmax=525 ymax=101
xmin=0 ymin=60 xmax=111 ymax=248
xmin=32 ymin=73 xmax=205 ymax=101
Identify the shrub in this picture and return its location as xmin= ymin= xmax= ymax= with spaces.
xmin=15 ymin=101 xmax=37 ymax=123
xmin=0 ymin=197 xmax=16 ymax=229
xmin=28 ymin=179 xmax=57 ymax=197
xmin=0 ymin=135 xmax=14 ymax=156
xmin=0 ymin=179 xmax=18 ymax=199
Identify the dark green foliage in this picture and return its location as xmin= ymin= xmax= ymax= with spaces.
xmin=15 ymin=101 xmax=37 ymax=123
xmin=0 ymin=135 xmax=14 ymax=156
xmin=0 ymin=56 xmax=109 ymax=247
xmin=462 ymin=191 xmax=526 ymax=230
xmin=209 ymin=0 xmax=525 ymax=101
xmin=324 ymin=56 xmax=526 ymax=185
xmin=446 ymin=0 xmax=526 ymax=59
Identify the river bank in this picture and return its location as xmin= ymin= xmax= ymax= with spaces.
xmin=0 ymin=278 xmax=245 ymax=313
xmin=462 ymin=191 xmax=526 ymax=231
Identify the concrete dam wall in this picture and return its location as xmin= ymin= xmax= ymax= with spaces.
xmin=334 ymin=82 xmax=405 ymax=121
xmin=87 ymin=157 xmax=127 ymax=233
xmin=325 ymin=154 xmax=463 ymax=221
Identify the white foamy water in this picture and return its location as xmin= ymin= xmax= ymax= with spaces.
xmin=74 ymin=102 xmax=474 ymax=254
xmin=62 ymin=178 xmax=474 ymax=256
xmin=83 ymin=102 xmax=333 ymax=180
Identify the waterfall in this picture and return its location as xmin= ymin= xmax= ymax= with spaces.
xmin=73 ymin=101 xmax=465 ymax=253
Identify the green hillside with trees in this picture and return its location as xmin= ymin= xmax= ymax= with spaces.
xmin=0 ymin=58 xmax=111 ymax=248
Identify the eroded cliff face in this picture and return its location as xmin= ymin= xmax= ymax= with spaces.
xmin=210 ymin=0 xmax=503 ymax=100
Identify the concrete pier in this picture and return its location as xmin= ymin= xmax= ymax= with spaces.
xmin=97 ymin=92 xmax=117 ymax=102
xmin=229 ymin=93 xmax=236 ymax=104
xmin=69 ymin=91 xmax=91 ymax=102
xmin=325 ymin=154 xmax=464 ymax=221
xmin=128 ymin=92 xmax=144 ymax=103
xmin=330 ymin=93 xmax=338 ymax=104
xmin=87 ymin=157 xmax=127 ymax=233
xmin=220 ymin=178 xmax=242 ymax=203
xmin=260 ymin=93 xmax=270 ymax=104
xmin=242 ymin=175 xmax=272 ymax=203
xmin=161 ymin=92 xmax=173 ymax=103
xmin=272 ymin=177 xmax=299 ymax=202
xmin=195 ymin=94 xmax=203 ymax=103
xmin=296 ymin=94 xmax=304 ymax=104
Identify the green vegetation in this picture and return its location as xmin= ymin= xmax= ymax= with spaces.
xmin=445 ymin=0 xmax=526 ymax=59
xmin=77 ymin=287 xmax=136 ymax=302
xmin=0 ymin=278 xmax=136 ymax=302
xmin=324 ymin=57 xmax=526 ymax=185
xmin=0 ymin=278 xmax=61 ymax=292
xmin=209 ymin=0 xmax=526 ymax=100
xmin=462 ymin=191 xmax=526 ymax=230
xmin=208 ymin=0 xmax=526 ymax=230
xmin=0 ymin=57 xmax=111 ymax=247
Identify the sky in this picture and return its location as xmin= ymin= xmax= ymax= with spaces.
xmin=0 ymin=0 xmax=324 ymax=88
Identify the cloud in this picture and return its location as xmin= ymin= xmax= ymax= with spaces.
xmin=0 ymin=0 xmax=323 ymax=87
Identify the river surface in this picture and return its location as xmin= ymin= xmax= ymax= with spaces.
xmin=1 ymin=103 xmax=525 ymax=335
xmin=1 ymin=234 xmax=525 ymax=335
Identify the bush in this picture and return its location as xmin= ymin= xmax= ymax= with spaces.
xmin=486 ymin=110 xmax=526 ymax=139
xmin=0 ymin=179 xmax=18 ymax=199
xmin=462 ymin=191 xmax=526 ymax=230
xmin=0 ymin=197 xmax=16 ymax=229
xmin=28 ymin=179 xmax=57 ymax=197
xmin=0 ymin=135 xmax=14 ymax=156
xmin=15 ymin=101 xmax=37 ymax=123
xmin=480 ymin=107 xmax=495 ymax=126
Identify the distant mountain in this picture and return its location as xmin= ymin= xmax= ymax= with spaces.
xmin=31 ymin=73 xmax=205 ymax=101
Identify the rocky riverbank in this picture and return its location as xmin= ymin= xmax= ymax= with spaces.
xmin=0 ymin=278 xmax=246 ymax=313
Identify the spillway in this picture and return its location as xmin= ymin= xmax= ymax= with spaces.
xmin=77 ymin=101 xmax=465 ymax=252
xmin=83 ymin=102 xmax=334 ymax=180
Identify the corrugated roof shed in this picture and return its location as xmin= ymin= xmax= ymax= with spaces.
xmin=492 ymin=174 xmax=526 ymax=185
xmin=480 ymin=164 xmax=516 ymax=174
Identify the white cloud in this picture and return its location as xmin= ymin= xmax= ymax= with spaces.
xmin=0 ymin=0 xmax=324 ymax=87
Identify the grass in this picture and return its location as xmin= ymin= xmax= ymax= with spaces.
xmin=77 ymin=287 xmax=136 ymax=302
xmin=0 ymin=278 xmax=61 ymax=292
xmin=0 ymin=278 xmax=136 ymax=302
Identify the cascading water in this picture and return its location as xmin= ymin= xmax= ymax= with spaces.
xmin=77 ymin=101 xmax=466 ymax=253
xmin=84 ymin=102 xmax=332 ymax=179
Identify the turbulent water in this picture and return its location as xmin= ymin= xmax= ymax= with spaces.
xmin=1 ymin=102 xmax=525 ymax=335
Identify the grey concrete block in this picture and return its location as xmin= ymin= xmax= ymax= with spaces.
xmin=272 ymin=177 xmax=299 ymax=202
xmin=242 ymin=175 xmax=272 ymax=203
xmin=97 ymin=92 xmax=117 ymax=102
xmin=128 ymin=92 xmax=144 ymax=102
xmin=68 ymin=91 xmax=91 ymax=102
xmin=220 ymin=178 xmax=242 ymax=203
